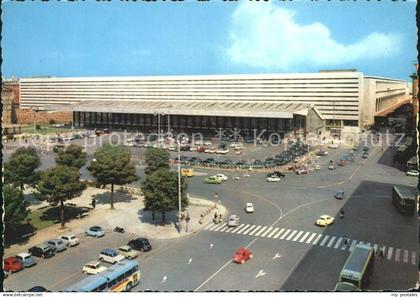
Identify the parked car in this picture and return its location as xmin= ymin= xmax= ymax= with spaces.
xmin=215 ymin=173 xmax=228 ymax=181
xmin=363 ymin=146 xmax=369 ymax=151
xmin=15 ymin=253 xmax=37 ymax=268
xmin=28 ymin=244 xmax=55 ymax=259
xmin=28 ymin=286 xmax=49 ymax=292
xmin=406 ymin=170 xmax=419 ymax=177
xmin=59 ymin=234 xmax=79 ymax=247
xmin=4 ymin=257 xmax=24 ymax=273
xmin=205 ymin=147 xmax=217 ymax=154
xmin=45 ymin=239 xmax=67 ymax=252
xmin=296 ymin=169 xmax=309 ymax=175
xmin=272 ymin=171 xmax=285 ymax=178
xmin=334 ymin=191 xmax=345 ymax=200
xmin=203 ymin=176 xmax=223 ymax=184
xmin=362 ymin=152 xmax=369 ymax=159
xmin=196 ymin=146 xmax=205 ymax=153
xmin=266 ymin=176 xmax=281 ymax=182
xmin=232 ymin=247 xmax=253 ymax=264
xmin=86 ymin=226 xmax=105 ymax=238
xmin=328 ymin=164 xmax=336 ymax=170
xmin=315 ymin=164 xmax=321 ymax=170
xmin=227 ymin=214 xmax=240 ymax=227
xmin=98 ymin=248 xmax=125 ymax=264
xmin=118 ymin=245 xmax=139 ymax=259
xmin=245 ymin=203 xmax=254 ymax=213
xmin=328 ymin=144 xmax=339 ymax=149
xmin=216 ymin=148 xmax=230 ymax=154
xmin=338 ymin=160 xmax=345 ymax=166
xmin=82 ymin=261 xmax=107 ymax=275
xmin=128 ymin=238 xmax=152 ymax=252
xmin=315 ymin=215 xmax=335 ymax=227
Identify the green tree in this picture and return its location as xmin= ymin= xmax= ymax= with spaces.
xmin=144 ymin=148 xmax=170 ymax=175
xmin=55 ymin=144 xmax=87 ymax=169
xmin=4 ymin=146 xmax=40 ymax=190
xmin=142 ymin=169 xmax=188 ymax=223
xmin=4 ymin=185 xmax=30 ymax=235
xmin=89 ymin=145 xmax=138 ymax=209
xmin=37 ymin=165 xmax=86 ymax=228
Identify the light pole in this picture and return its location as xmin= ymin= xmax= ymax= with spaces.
xmin=177 ymin=140 xmax=182 ymax=232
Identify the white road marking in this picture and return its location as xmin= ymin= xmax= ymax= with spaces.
xmin=395 ymin=248 xmax=401 ymax=262
xmin=334 ymin=237 xmax=343 ymax=249
xmin=243 ymin=225 xmax=257 ymax=235
xmin=234 ymin=224 xmax=250 ymax=234
xmin=280 ymin=229 xmax=291 ymax=240
xmin=292 ymin=231 xmax=304 ymax=242
xmin=411 ymin=251 xmax=417 ymax=265
xmin=213 ymin=223 xmax=227 ymax=232
xmin=230 ymin=224 xmax=245 ymax=234
xmin=286 ymin=230 xmax=298 ymax=241
xmin=161 ymin=276 xmax=167 ymax=284
xmin=403 ymin=250 xmax=409 ymax=263
xmin=306 ymin=233 xmax=317 ymax=244
xmin=204 ymin=223 xmax=215 ymax=230
xmin=255 ymin=226 xmax=268 ymax=237
xmin=224 ymin=226 xmax=235 ymax=233
xmin=312 ymin=234 xmax=323 ymax=245
xmin=272 ymin=253 xmax=282 ymax=260
xmin=373 ymin=244 xmax=378 ymax=253
xmin=327 ymin=236 xmax=336 ymax=248
xmin=273 ymin=228 xmax=285 ymax=239
xmin=255 ymin=270 xmax=267 ymax=278
xmin=209 ymin=243 xmax=214 ymax=249
xmin=219 ymin=226 xmax=229 ymax=232
xmin=349 ymin=240 xmax=358 ymax=252
xmin=249 ymin=226 xmax=262 ymax=236
xmin=267 ymin=227 xmax=279 ymax=238
xmin=188 ymin=258 xmax=192 ymax=264
xmin=387 ymin=247 xmax=393 ymax=260
xmin=299 ymin=232 xmax=310 ymax=243
xmin=319 ymin=235 xmax=330 ymax=247
xmin=261 ymin=227 xmax=274 ymax=237
xmin=208 ymin=224 xmax=220 ymax=231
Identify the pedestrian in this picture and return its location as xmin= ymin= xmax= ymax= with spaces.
xmin=91 ymin=199 xmax=96 ymax=209
xmin=214 ymin=212 xmax=218 ymax=220
xmin=344 ymin=236 xmax=349 ymax=246
xmin=379 ymin=247 xmax=384 ymax=259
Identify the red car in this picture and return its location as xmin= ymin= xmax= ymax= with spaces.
xmin=232 ymin=247 xmax=253 ymax=264
xmin=196 ymin=146 xmax=205 ymax=153
xmin=4 ymin=257 xmax=24 ymax=273
xmin=338 ymin=160 xmax=345 ymax=166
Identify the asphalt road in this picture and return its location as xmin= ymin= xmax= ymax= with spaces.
xmin=4 ymin=132 xmax=418 ymax=291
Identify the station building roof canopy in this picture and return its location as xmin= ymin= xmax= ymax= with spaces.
xmin=51 ymin=100 xmax=322 ymax=119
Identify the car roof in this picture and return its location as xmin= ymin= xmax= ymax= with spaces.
xmin=38 ymin=243 xmax=50 ymax=249
xmin=48 ymin=238 xmax=62 ymax=243
xmin=5 ymin=256 xmax=17 ymax=261
xmin=246 ymin=203 xmax=253 ymax=206
xmin=90 ymin=226 xmax=102 ymax=230
xmin=229 ymin=214 xmax=238 ymax=219
xmin=101 ymin=248 xmax=117 ymax=254
xmin=16 ymin=252 xmax=31 ymax=258
xmin=320 ymin=215 xmax=331 ymax=219
xmin=119 ymin=245 xmax=131 ymax=250
xmin=62 ymin=234 xmax=76 ymax=238
xmin=86 ymin=261 xmax=101 ymax=266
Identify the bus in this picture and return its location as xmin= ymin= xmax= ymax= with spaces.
xmin=64 ymin=260 xmax=140 ymax=292
xmin=392 ymin=185 xmax=417 ymax=215
xmin=339 ymin=243 xmax=374 ymax=289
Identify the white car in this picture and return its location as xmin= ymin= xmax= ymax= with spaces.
xmin=82 ymin=261 xmax=107 ymax=275
xmin=245 ymin=203 xmax=254 ymax=213
xmin=234 ymin=144 xmax=243 ymax=150
xmin=204 ymin=141 xmax=212 ymax=146
xmin=216 ymin=148 xmax=230 ymax=154
xmin=328 ymin=143 xmax=339 ymax=149
xmin=98 ymin=248 xmax=125 ymax=264
xmin=205 ymin=148 xmax=217 ymax=154
xmin=58 ymin=234 xmax=79 ymax=247
xmin=406 ymin=170 xmax=419 ymax=177
xmin=266 ymin=176 xmax=281 ymax=182
xmin=215 ymin=174 xmax=228 ymax=181
xmin=194 ymin=140 xmax=203 ymax=146
xmin=227 ymin=214 xmax=240 ymax=227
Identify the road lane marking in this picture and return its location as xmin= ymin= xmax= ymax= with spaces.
xmin=249 ymin=226 xmax=262 ymax=236
xmin=326 ymin=236 xmax=336 ymax=248
xmin=387 ymin=247 xmax=393 ymax=260
xmin=403 ymin=250 xmax=409 ymax=263
xmin=312 ymin=234 xmax=323 ymax=245
xmin=306 ymin=233 xmax=317 ymax=244
xmin=411 ymin=251 xmax=416 ymax=265
xmin=319 ymin=235 xmax=330 ymax=247
xmin=161 ymin=276 xmax=167 ymax=284
xmin=219 ymin=226 xmax=229 ymax=232
xmin=267 ymin=228 xmax=279 ymax=238
xmin=223 ymin=226 xmax=235 ymax=233
xmin=373 ymin=244 xmax=378 ymax=253
xmin=273 ymin=228 xmax=285 ymax=239
xmin=188 ymin=258 xmax=192 ymax=264
xmin=255 ymin=270 xmax=267 ymax=278
xmin=243 ymin=225 xmax=257 ymax=235
xmin=272 ymin=253 xmax=282 ymax=260
xmin=334 ymin=237 xmax=343 ymax=249
xmin=395 ymin=249 xmax=401 ymax=262
xmin=292 ymin=231 xmax=304 ymax=242
xmin=261 ymin=227 xmax=273 ymax=237
xmin=255 ymin=226 xmax=268 ymax=237
xmin=280 ymin=229 xmax=291 ymax=240
xmin=299 ymin=232 xmax=310 ymax=243
xmin=205 ymin=223 xmax=215 ymax=230
xmin=286 ymin=230 xmax=298 ymax=241
xmin=234 ymin=224 xmax=250 ymax=234
xmin=349 ymin=240 xmax=358 ymax=252
xmin=231 ymin=224 xmax=245 ymax=234
xmin=213 ymin=223 xmax=227 ymax=232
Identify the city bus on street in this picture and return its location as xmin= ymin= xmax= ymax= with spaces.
xmin=338 ymin=243 xmax=374 ymax=289
xmin=64 ymin=260 xmax=140 ymax=292
xmin=392 ymin=185 xmax=417 ymax=215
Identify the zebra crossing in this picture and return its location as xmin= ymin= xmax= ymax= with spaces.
xmin=203 ymin=222 xmax=417 ymax=266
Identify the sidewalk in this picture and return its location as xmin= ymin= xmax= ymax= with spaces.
xmin=5 ymin=187 xmax=227 ymax=257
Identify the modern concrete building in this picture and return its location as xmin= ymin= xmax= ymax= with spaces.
xmin=17 ymin=70 xmax=409 ymax=137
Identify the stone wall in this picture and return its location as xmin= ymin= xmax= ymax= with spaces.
xmin=15 ymin=108 xmax=72 ymax=125
xmin=1 ymin=88 xmax=13 ymax=124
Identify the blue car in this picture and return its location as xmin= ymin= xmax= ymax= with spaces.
xmin=15 ymin=252 xmax=37 ymax=268
xmin=86 ymin=226 xmax=105 ymax=238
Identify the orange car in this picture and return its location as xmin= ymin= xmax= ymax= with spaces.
xmin=232 ymin=247 xmax=253 ymax=264
xmin=338 ymin=160 xmax=345 ymax=166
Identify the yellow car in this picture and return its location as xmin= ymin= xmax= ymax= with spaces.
xmin=181 ymin=169 xmax=194 ymax=177
xmin=315 ymin=215 xmax=335 ymax=227
xmin=118 ymin=245 xmax=139 ymax=259
xmin=82 ymin=261 xmax=107 ymax=275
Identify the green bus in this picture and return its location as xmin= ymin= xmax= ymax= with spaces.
xmin=339 ymin=243 xmax=374 ymax=289
xmin=392 ymin=185 xmax=417 ymax=215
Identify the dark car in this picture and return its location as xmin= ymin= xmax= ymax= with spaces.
xmin=218 ymin=143 xmax=227 ymax=149
xmin=273 ymin=171 xmax=285 ymax=178
xmin=180 ymin=146 xmax=190 ymax=151
xmin=363 ymin=146 xmax=369 ymax=152
xmin=28 ymin=286 xmax=49 ymax=292
xmin=28 ymin=244 xmax=55 ymax=259
xmin=128 ymin=238 xmax=152 ymax=252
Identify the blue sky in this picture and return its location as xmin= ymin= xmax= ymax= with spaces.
xmin=1 ymin=1 xmax=417 ymax=81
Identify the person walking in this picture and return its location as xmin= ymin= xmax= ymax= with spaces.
xmin=344 ymin=236 xmax=349 ymax=247
xmin=378 ymin=246 xmax=384 ymax=259
xmin=91 ymin=198 xmax=96 ymax=209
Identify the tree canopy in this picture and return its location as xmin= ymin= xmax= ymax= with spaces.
xmin=142 ymin=168 xmax=188 ymax=223
xmin=55 ymin=144 xmax=87 ymax=169
xmin=37 ymin=165 xmax=86 ymax=228
xmin=89 ymin=145 xmax=138 ymax=209
xmin=144 ymin=148 xmax=170 ymax=175
xmin=4 ymin=146 xmax=40 ymax=190
xmin=4 ymin=185 xmax=30 ymax=235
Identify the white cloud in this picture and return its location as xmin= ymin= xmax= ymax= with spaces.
xmin=227 ymin=3 xmax=400 ymax=70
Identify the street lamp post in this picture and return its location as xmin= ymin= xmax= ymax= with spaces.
xmin=158 ymin=113 xmax=161 ymax=148
xmin=177 ymin=141 xmax=182 ymax=232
